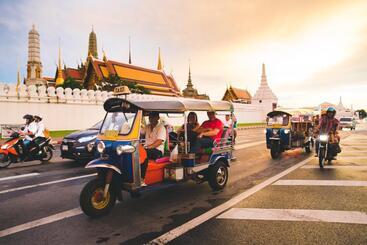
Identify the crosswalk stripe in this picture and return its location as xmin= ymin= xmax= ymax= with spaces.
xmin=273 ymin=180 xmax=367 ymax=186
xmin=301 ymin=165 xmax=367 ymax=169
xmin=217 ymin=208 xmax=367 ymax=224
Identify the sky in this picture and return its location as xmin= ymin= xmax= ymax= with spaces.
xmin=0 ymin=0 xmax=366 ymax=109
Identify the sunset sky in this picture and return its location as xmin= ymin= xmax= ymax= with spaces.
xmin=0 ymin=0 xmax=366 ymax=108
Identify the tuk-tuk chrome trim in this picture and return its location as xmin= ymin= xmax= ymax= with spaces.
xmin=85 ymin=162 xmax=122 ymax=174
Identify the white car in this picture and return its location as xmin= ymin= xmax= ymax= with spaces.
xmin=339 ymin=117 xmax=356 ymax=130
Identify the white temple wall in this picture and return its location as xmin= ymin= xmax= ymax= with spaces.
xmin=0 ymin=83 xmax=270 ymax=131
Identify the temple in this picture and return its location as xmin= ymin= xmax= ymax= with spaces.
xmin=25 ymin=25 xmax=47 ymax=86
xmin=53 ymin=28 xmax=180 ymax=96
xmin=182 ymin=65 xmax=209 ymax=100
xmin=222 ymin=85 xmax=252 ymax=104
xmin=252 ymin=63 xmax=278 ymax=110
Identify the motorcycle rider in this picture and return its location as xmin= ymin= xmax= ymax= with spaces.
xmin=315 ymin=107 xmax=341 ymax=158
xmin=20 ymin=114 xmax=37 ymax=153
xmin=33 ymin=115 xmax=46 ymax=151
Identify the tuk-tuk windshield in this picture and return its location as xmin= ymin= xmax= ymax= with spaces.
xmin=267 ymin=114 xmax=289 ymax=126
xmin=100 ymin=112 xmax=136 ymax=135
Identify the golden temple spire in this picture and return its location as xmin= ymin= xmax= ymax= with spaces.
xmin=55 ymin=41 xmax=64 ymax=86
xmin=128 ymin=36 xmax=132 ymax=64
xmin=88 ymin=26 xmax=98 ymax=59
xmin=102 ymin=48 xmax=107 ymax=62
xmin=157 ymin=47 xmax=163 ymax=70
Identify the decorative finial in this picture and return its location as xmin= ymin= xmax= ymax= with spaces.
xmin=157 ymin=47 xmax=163 ymax=70
xmin=128 ymin=36 xmax=132 ymax=64
xmin=55 ymin=39 xmax=64 ymax=86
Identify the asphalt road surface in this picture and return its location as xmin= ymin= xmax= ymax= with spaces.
xmin=0 ymin=125 xmax=365 ymax=245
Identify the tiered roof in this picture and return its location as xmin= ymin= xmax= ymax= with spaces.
xmin=253 ymin=64 xmax=277 ymax=101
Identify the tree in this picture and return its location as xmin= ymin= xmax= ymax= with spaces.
xmin=356 ymin=109 xmax=367 ymax=119
xmin=101 ymin=74 xmax=150 ymax=94
xmin=56 ymin=77 xmax=83 ymax=90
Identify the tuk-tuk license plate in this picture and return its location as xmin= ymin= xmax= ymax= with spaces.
xmin=62 ymin=145 xmax=68 ymax=151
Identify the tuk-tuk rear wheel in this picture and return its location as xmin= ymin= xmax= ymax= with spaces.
xmin=270 ymin=143 xmax=281 ymax=159
xmin=208 ymin=161 xmax=228 ymax=191
xmin=80 ymin=178 xmax=116 ymax=218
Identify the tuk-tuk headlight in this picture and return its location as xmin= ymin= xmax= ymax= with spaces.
xmin=97 ymin=141 xmax=105 ymax=153
xmin=319 ymin=135 xmax=329 ymax=142
xmin=284 ymin=129 xmax=290 ymax=134
xmin=116 ymin=145 xmax=136 ymax=155
xmin=272 ymin=129 xmax=279 ymax=135
xmin=87 ymin=142 xmax=95 ymax=152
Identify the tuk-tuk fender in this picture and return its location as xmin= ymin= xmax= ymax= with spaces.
xmin=85 ymin=158 xmax=122 ymax=174
xmin=210 ymin=155 xmax=230 ymax=167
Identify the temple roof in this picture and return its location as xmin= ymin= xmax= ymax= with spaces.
xmin=87 ymin=58 xmax=181 ymax=97
xmin=224 ymin=86 xmax=252 ymax=100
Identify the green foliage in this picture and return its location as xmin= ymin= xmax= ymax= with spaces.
xmin=356 ymin=109 xmax=367 ymax=119
xmin=101 ymin=74 xmax=150 ymax=94
xmin=56 ymin=77 xmax=83 ymax=90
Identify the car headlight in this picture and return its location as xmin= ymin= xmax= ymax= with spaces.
xmin=1 ymin=144 xmax=8 ymax=149
xmin=78 ymin=135 xmax=97 ymax=143
xmin=97 ymin=141 xmax=105 ymax=153
xmin=319 ymin=135 xmax=329 ymax=142
xmin=116 ymin=145 xmax=136 ymax=155
xmin=87 ymin=142 xmax=95 ymax=152
xmin=284 ymin=129 xmax=290 ymax=134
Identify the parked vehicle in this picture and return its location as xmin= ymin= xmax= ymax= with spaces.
xmin=79 ymin=87 xmax=235 ymax=217
xmin=339 ymin=117 xmax=356 ymax=130
xmin=0 ymin=132 xmax=54 ymax=168
xmin=60 ymin=121 xmax=102 ymax=162
xmin=265 ymin=109 xmax=314 ymax=159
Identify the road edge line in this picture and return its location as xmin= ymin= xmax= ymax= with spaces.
xmin=148 ymin=156 xmax=313 ymax=244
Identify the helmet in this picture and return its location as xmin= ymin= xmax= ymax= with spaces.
xmin=326 ymin=107 xmax=336 ymax=116
xmin=23 ymin=114 xmax=33 ymax=120
xmin=34 ymin=115 xmax=42 ymax=121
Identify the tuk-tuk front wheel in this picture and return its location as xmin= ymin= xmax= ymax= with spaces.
xmin=270 ymin=142 xmax=281 ymax=159
xmin=80 ymin=178 xmax=116 ymax=218
xmin=208 ymin=161 xmax=228 ymax=191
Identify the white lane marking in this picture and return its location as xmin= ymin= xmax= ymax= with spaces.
xmin=234 ymin=141 xmax=264 ymax=150
xmin=0 ymin=208 xmax=82 ymax=238
xmin=0 ymin=173 xmax=97 ymax=195
xmin=337 ymin=156 xmax=367 ymax=159
xmin=0 ymin=173 xmax=39 ymax=182
xmin=217 ymin=208 xmax=367 ymax=225
xmin=273 ymin=180 xmax=367 ymax=187
xmin=301 ymin=165 xmax=367 ymax=169
xmin=148 ymin=156 xmax=313 ymax=244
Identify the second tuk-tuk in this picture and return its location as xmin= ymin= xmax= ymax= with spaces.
xmin=265 ymin=109 xmax=314 ymax=159
xmin=79 ymin=88 xmax=235 ymax=217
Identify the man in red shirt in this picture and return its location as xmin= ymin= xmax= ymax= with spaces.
xmin=190 ymin=111 xmax=223 ymax=153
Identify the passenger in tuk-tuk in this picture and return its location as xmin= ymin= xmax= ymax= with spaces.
xmin=176 ymin=112 xmax=200 ymax=148
xmin=141 ymin=112 xmax=167 ymax=160
xmin=190 ymin=111 xmax=223 ymax=153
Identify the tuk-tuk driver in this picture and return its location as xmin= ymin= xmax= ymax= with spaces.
xmin=141 ymin=112 xmax=167 ymax=160
xmin=190 ymin=111 xmax=223 ymax=153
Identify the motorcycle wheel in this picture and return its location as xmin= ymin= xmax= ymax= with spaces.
xmin=318 ymin=148 xmax=325 ymax=169
xmin=41 ymin=146 xmax=53 ymax=163
xmin=270 ymin=143 xmax=281 ymax=159
xmin=0 ymin=154 xmax=11 ymax=169
xmin=305 ymin=139 xmax=314 ymax=154
xmin=80 ymin=178 xmax=116 ymax=218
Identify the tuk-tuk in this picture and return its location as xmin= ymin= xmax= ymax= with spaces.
xmin=79 ymin=87 xmax=234 ymax=217
xmin=265 ymin=109 xmax=314 ymax=159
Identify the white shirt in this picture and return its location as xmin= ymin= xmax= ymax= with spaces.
xmin=143 ymin=123 xmax=166 ymax=154
xmin=223 ymin=119 xmax=232 ymax=128
xmin=35 ymin=122 xmax=45 ymax=138
xmin=23 ymin=122 xmax=38 ymax=140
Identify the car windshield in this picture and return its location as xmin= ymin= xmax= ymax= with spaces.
xmin=89 ymin=121 xmax=102 ymax=130
xmin=340 ymin=118 xmax=352 ymax=122
xmin=267 ymin=114 xmax=289 ymax=126
xmin=100 ymin=112 xmax=136 ymax=135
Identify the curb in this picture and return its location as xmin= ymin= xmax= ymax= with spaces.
xmin=237 ymin=125 xmax=266 ymax=131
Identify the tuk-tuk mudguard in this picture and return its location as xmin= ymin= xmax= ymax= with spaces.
xmin=266 ymin=128 xmax=289 ymax=149
xmin=85 ymin=158 xmax=122 ymax=174
xmin=210 ymin=153 xmax=230 ymax=167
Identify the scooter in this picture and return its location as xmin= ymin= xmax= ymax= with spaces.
xmin=318 ymin=133 xmax=339 ymax=169
xmin=0 ymin=132 xmax=54 ymax=168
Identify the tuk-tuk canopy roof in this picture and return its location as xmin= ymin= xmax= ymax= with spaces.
xmin=104 ymin=94 xmax=233 ymax=113
xmin=267 ymin=108 xmax=316 ymax=117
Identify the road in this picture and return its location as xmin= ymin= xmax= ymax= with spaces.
xmin=0 ymin=125 xmax=365 ymax=244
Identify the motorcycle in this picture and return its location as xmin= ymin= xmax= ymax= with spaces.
xmin=0 ymin=132 xmax=54 ymax=168
xmin=317 ymin=133 xmax=339 ymax=169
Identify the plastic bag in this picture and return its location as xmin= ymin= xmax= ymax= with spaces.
xmin=170 ymin=144 xmax=178 ymax=163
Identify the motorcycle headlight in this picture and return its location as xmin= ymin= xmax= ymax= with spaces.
xmin=87 ymin=142 xmax=95 ymax=152
xmin=319 ymin=135 xmax=329 ymax=142
xmin=78 ymin=135 xmax=97 ymax=143
xmin=284 ymin=129 xmax=290 ymax=134
xmin=116 ymin=145 xmax=136 ymax=155
xmin=97 ymin=141 xmax=105 ymax=153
